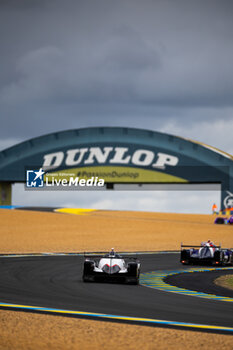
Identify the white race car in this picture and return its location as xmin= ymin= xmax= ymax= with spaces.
xmin=83 ymin=249 xmax=140 ymax=284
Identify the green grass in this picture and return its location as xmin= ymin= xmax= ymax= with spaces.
xmin=215 ymin=275 xmax=233 ymax=291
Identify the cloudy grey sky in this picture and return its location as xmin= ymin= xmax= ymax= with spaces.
xmin=1 ymin=0 xmax=232 ymax=212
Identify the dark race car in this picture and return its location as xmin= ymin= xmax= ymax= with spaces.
xmin=214 ymin=215 xmax=233 ymax=224
xmin=83 ymin=248 xmax=140 ymax=284
xmin=214 ymin=217 xmax=228 ymax=224
xmin=180 ymin=241 xmax=233 ymax=266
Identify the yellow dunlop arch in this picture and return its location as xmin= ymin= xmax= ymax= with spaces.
xmin=45 ymin=166 xmax=188 ymax=183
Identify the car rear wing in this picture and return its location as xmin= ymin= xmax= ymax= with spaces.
xmin=84 ymin=252 xmax=139 ymax=261
xmin=181 ymin=243 xmax=221 ymax=249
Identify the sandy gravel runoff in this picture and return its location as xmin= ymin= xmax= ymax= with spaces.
xmin=0 ymin=310 xmax=233 ymax=350
xmin=0 ymin=209 xmax=232 ymax=253
xmin=0 ymin=208 xmax=232 ymax=350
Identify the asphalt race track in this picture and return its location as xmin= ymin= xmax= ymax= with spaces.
xmin=166 ymin=269 xmax=233 ymax=298
xmin=0 ymin=253 xmax=233 ymax=333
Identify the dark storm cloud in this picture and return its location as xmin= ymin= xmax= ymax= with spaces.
xmin=0 ymin=0 xmax=233 ymax=145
